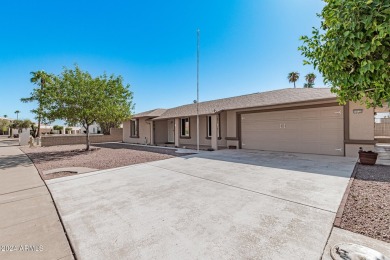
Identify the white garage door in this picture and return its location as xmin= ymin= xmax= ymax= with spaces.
xmin=241 ymin=106 xmax=344 ymax=156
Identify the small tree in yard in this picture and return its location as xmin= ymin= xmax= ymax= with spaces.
xmin=299 ymin=0 xmax=390 ymax=107
xmin=21 ymin=71 xmax=55 ymax=138
xmin=10 ymin=119 xmax=33 ymax=134
xmin=46 ymin=65 xmax=133 ymax=150
xmin=53 ymin=125 xmax=64 ymax=133
xmin=0 ymin=119 xmax=10 ymax=135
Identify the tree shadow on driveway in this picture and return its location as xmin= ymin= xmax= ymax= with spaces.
xmin=23 ymin=148 xmax=99 ymax=164
xmin=0 ymin=153 xmax=33 ymax=169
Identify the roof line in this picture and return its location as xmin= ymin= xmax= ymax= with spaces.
xmin=152 ymin=96 xmax=338 ymax=120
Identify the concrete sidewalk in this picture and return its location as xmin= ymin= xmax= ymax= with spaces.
xmin=0 ymin=141 xmax=74 ymax=260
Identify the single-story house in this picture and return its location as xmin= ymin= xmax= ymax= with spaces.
xmin=123 ymin=88 xmax=375 ymax=157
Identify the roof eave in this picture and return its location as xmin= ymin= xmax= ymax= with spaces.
xmin=152 ymin=97 xmax=339 ymax=120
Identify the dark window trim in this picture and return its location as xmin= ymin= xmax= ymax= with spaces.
xmin=344 ymin=140 xmax=377 ymax=145
xmin=206 ymin=114 xmax=221 ymax=139
xmin=225 ymin=137 xmax=239 ymax=140
xmin=180 ymin=117 xmax=191 ymax=138
xmin=130 ymin=119 xmax=139 ymax=138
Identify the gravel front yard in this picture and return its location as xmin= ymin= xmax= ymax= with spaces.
xmin=340 ymin=163 xmax=390 ymax=243
xmin=21 ymin=143 xmax=193 ymax=180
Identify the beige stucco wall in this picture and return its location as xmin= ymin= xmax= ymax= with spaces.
xmin=178 ymin=116 xmax=210 ymax=146
xmin=123 ymin=118 xmax=152 ymax=144
xmin=178 ymin=112 xmax=228 ymax=147
xmin=154 ymin=120 xmax=168 ymax=144
xmin=345 ymin=144 xmax=375 ymax=157
xmin=41 ymin=128 xmax=123 ymax=147
xmin=226 ymin=110 xmax=237 ymax=138
xmin=349 ymin=102 xmax=375 ymax=140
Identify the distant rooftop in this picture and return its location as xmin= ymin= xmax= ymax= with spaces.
xmin=0 ymin=117 xmax=14 ymax=121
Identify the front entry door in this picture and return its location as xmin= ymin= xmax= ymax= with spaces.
xmin=168 ymin=119 xmax=174 ymax=143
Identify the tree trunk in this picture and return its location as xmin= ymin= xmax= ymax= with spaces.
xmin=86 ymin=126 xmax=90 ymax=151
xmin=294 ymin=81 xmax=296 ymax=88
xmin=37 ymin=115 xmax=41 ymax=138
xmin=37 ymin=78 xmax=45 ymax=138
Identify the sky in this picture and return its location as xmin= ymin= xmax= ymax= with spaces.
xmin=0 ymin=0 xmax=326 ymax=122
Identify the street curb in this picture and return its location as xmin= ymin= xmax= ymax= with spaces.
xmin=333 ymin=162 xmax=359 ymax=227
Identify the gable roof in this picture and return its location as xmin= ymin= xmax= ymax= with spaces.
xmin=153 ymin=88 xmax=337 ymax=120
xmin=133 ymin=108 xmax=167 ymax=118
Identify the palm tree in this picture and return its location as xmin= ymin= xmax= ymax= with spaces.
xmin=14 ymin=110 xmax=20 ymax=120
xmin=287 ymin=72 xmax=300 ymax=88
xmin=304 ymin=73 xmax=316 ymax=88
xmin=3 ymin=115 xmax=7 ymax=118
xmin=29 ymin=70 xmax=52 ymax=138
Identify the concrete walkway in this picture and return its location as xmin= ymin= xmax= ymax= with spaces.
xmin=48 ymin=150 xmax=358 ymax=259
xmin=376 ymin=143 xmax=390 ymax=165
xmin=322 ymin=227 xmax=390 ymax=259
xmin=0 ymin=140 xmax=74 ymax=260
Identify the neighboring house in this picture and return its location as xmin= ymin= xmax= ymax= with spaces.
xmin=67 ymin=126 xmax=82 ymax=134
xmin=374 ymin=104 xmax=390 ymax=138
xmin=123 ymin=88 xmax=375 ymax=157
xmin=40 ymin=125 xmax=53 ymax=134
xmin=81 ymin=123 xmax=101 ymax=134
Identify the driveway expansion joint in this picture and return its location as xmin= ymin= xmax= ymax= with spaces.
xmin=148 ymin=164 xmax=336 ymax=214
xmin=0 ymin=184 xmax=45 ymax=196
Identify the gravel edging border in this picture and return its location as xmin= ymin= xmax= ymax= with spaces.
xmin=333 ymin=162 xmax=358 ymax=227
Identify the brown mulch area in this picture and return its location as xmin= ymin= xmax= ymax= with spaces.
xmin=21 ymin=143 xmax=193 ymax=180
xmin=340 ymin=163 xmax=390 ymax=243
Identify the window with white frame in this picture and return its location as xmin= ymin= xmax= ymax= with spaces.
xmin=180 ymin=117 xmax=190 ymax=137
xmin=130 ymin=119 xmax=139 ymax=137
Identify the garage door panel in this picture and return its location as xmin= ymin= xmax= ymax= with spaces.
xmin=319 ymin=143 xmax=344 ymax=156
xmin=243 ymin=112 xmax=284 ymax=121
xmin=320 ymin=119 xmax=343 ymax=130
xmin=300 ymin=131 xmax=321 ymax=142
xmin=241 ymin=106 xmax=344 ymax=156
xmin=299 ymin=110 xmax=320 ymax=119
xmin=243 ymin=122 xmax=282 ymax=131
xmin=320 ymin=107 xmax=343 ymax=119
xmin=283 ymin=110 xmax=302 ymax=120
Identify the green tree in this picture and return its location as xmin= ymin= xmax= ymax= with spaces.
xmin=53 ymin=125 xmax=64 ymax=134
xmin=3 ymin=115 xmax=7 ymax=118
xmin=10 ymin=119 xmax=32 ymax=134
xmin=0 ymin=119 xmax=10 ymax=135
xmin=287 ymin=72 xmax=300 ymax=88
xmin=21 ymin=71 xmax=54 ymax=137
xmin=53 ymin=125 xmax=63 ymax=131
xmin=97 ymin=121 xmax=121 ymax=135
xmin=304 ymin=73 xmax=316 ymax=88
xmin=47 ymin=65 xmax=133 ymax=150
xmin=299 ymin=0 xmax=390 ymax=107
xmin=14 ymin=110 xmax=20 ymax=120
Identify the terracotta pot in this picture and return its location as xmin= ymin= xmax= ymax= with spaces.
xmin=358 ymin=151 xmax=378 ymax=165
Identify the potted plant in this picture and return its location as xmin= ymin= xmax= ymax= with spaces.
xmin=358 ymin=147 xmax=378 ymax=165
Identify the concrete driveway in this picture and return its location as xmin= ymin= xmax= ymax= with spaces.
xmin=47 ymin=149 xmax=356 ymax=259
